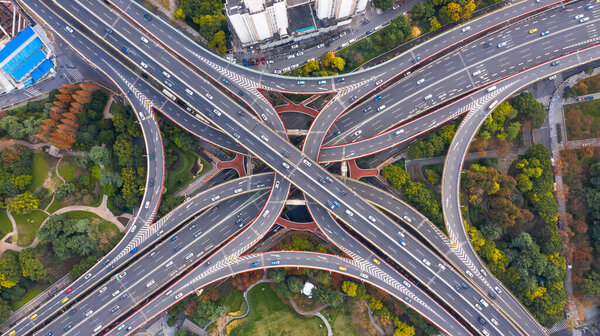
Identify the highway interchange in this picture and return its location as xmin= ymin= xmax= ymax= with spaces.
xmin=4 ymin=0 xmax=600 ymax=335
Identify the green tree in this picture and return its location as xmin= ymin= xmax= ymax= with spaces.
xmin=193 ymin=300 xmax=229 ymax=326
xmin=0 ymin=298 xmax=11 ymax=322
xmin=19 ymin=248 xmax=47 ymax=281
xmin=512 ymin=92 xmax=547 ymax=128
xmin=429 ymin=16 xmax=441 ymax=31
xmin=269 ymin=269 xmax=285 ymax=283
xmin=113 ymin=134 xmax=134 ymax=166
xmin=381 ymin=165 xmax=410 ymax=189
xmin=410 ymin=2 xmax=426 ymax=18
xmin=89 ymin=146 xmax=111 ymax=165
xmin=312 ymin=285 xmax=343 ymax=307
xmin=287 ymin=276 xmax=303 ymax=293
xmin=55 ymin=183 xmax=77 ymax=201
xmin=373 ymin=0 xmax=394 ymax=10
xmin=209 ymin=30 xmax=227 ymax=54
xmin=581 ymin=271 xmax=600 ymax=296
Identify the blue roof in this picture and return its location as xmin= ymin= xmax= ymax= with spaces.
xmin=0 ymin=27 xmax=34 ymax=64
xmin=2 ymin=38 xmax=43 ymax=74
xmin=30 ymin=59 xmax=53 ymax=82
xmin=23 ymin=79 xmax=34 ymax=87
xmin=11 ymin=49 xmax=46 ymax=81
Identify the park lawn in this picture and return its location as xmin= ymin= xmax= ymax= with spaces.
xmin=57 ymin=158 xmax=82 ymax=182
xmin=27 ymin=152 xmax=50 ymax=192
xmin=229 ymin=283 xmax=326 ymax=336
xmin=46 ymin=199 xmax=65 ymax=213
xmin=330 ymin=305 xmax=363 ymax=336
xmin=13 ymin=210 xmax=48 ymax=246
xmin=565 ymin=100 xmax=600 ymax=140
xmin=64 ymin=211 xmax=122 ymax=244
xmin=216 ymin=285 xmax=244 ymax=314
xmin=167 ymin=150 xmax=198 ymax=193
xmin=10 ymin=284 xmax=47 ymax=310
xmin=197 ymin=156 xmax=213 ymax=177
xmin=0 ymin=210 xmax=12 ymax=237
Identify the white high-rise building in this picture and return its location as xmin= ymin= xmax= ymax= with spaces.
xmin=227 ymin=0 xmax=289 ymax=44
xmin=315 ymin=0 xmax=366 ymax=20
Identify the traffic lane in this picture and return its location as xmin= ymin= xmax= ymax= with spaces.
xmin=109 ymin=250 xmax=470 ymax=336
xmin=50 ymin=0 xmax=249 ymax=154
xmin=37 ymin=192 xmax=269 ymax=336
xmin=439 ymin=43 xmax=600 ymax=333
xmin=306 ymin=200 xmax=471 ymax=335
xmin=326 ymin=5 xmax=595 ymax=148
xmin=99 ymin=0 xmax=288 ymax=132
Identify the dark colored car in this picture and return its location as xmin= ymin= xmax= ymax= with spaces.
xmin=243 ymin=59 xmax=247 ymax=66
xmin=144 ymin=14 xmax=153 ymax=21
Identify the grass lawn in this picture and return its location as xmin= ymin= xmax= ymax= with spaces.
xmin=65 ymin=211 xmax=122 ymax=237
xmin=197 ymin=156 xmax=212 ymax=177
xmin=0 ymin=210 xmax=12 ymax=237
xmin=229 ymin=283 xmax=326 ymax=336
xmin=216 ymin=285 xmax=244 ymax=314
xmin=46 ymin=199 xmax=65 ymax=213
xmin=565 ymin=100 xmax=600 ymax=140
xmin=10 ymin=285 xmax=47 ymax=310
xmin=13 ymin=210 xmax=48 ymax=246
xmin=330 ymin=304 xmax=363 ymax=336
xmin=422 ymin=163 xmax=443 ymax=185
xmin=167 ymin=150 xmax=198 ymax=193
xmin=57 ymin=158 xmax=82 ymax=182
xmin=27 ymin=152 xmax=50 ymax=192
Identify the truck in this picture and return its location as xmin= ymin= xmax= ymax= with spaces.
xmin=162 ymin=89 xmax=176 ymax=100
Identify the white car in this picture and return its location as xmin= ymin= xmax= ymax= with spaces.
xmin=140 ymin=62 xmax=148 ymax=69
xmin=162 ymin=71 xmax=171 ymax=78
xmin=497 ymin=42 xmax=507 ymax=48
xmin=575 ymin=14 xmax=584 ymax=20
xmin=65 ymin=26 xmax=74 ymax=33
xmin=461 ymin=26 xmax=471 ymax=32
xmin=472 ymin=70 xmax=482 ymax=76
xmin=494 ymin=286 xmax=502 ymax=294
xmin=403 ymin=280 xmax=411 ymax=288
xmin=353 ymin=130 xmax=362 ymax=137
xmin=466 ymin=270 xmax=474 ymax=277
xmin=416 ymin=78 xmax=425 ymax=84
xmin=140 ymin=36 xmax=149 ymax=44
xmin=422 ymin=259 xmax=431 ymax=266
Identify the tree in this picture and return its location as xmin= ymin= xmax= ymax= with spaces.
xmin=461 ymin=0 xmax=476 ymax=20
xmin=481 ymin=222 xmax=502 ymax=240
xmin=174 ymin=7 xmax=186 ymax=20
xmin=373 ymin=0 xmax=394 ymax=10
xmin=6 ymin=192 xmax=39 ymax=214
xmin=113 ymin=134 xmax=134 ymax=167
xmin=208 ymin=30 xmax=227 ymax=54
xmin=38 ymin=214 xmax=97 ymax=260
xmin=321 ymin=52 xmax=335 ymax=68
xmin=381 ymin=165 xmax=410 ymax=189
xmin=0 ymin=251 xmax=22 ymax=288
xmin=342 ymin=281 xmax=358 ymax=297
xmin=410 ymin=2 xmax=425 ymax=18
xmin=287 ymin=276 xmax=303 ymax=293
xmin=581 ymin=271 xmax=600 ymax=296
xmin=369 ymin=297 xmax=383 ymax=310
xmin=269 ymin=268 xmax=285 ymax=283
xmin=89 ymin=146 xmax=110 ymax=165
xmin=19 ymin=248 xmax=47 ymax=281
xmin=55 ymin=183 xmax=77 ymax=201
xmin=329 ymin=57 xmax=345 ymax=72
xmin=447 ymin=2 xmax=461 ymax=21
xmin=0 ymin=298 xmax=11 ymax=321
xmin=512 ymin=92 xmax=547 ymax=129
xmin=512 ymin=232 xmax=533 ymax=249
xmin=193 ymin=300 xmax=229 ymax=326
xmin=312 ymin=285 xmax=343 ymax=307
xmin=429 ymin=16 xmax=441 ymax=31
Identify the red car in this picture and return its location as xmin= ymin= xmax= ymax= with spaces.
xmin=255 ymin=58 xmax=259 ymax=65
xmin=65 ymin=288 xmax=73 ymax=294
xmin=261 ymin=57 xmax=265 ymax=64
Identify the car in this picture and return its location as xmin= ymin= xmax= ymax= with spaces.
xmin=318 ymin=80 xmax=326 ymax=85
xmin=255 ymin=58 xmax=259 ymax=64
xmin=540 ymin=30 xmax=550 ymax=36
xmin=403 ymin=280 xmax=411 ymax=288
xmin=397 ymin=231 xmax=405 ymax=237
xmin=488 ymin=291 xmax=497 ymax=299
xmin=64 ymin=325 xmax=72 ymax=332
xmin=282 ymin=162 xmax=290 ymax=169
xmin=250 ymin=262 xmax=260 ymax=267
xmin=112 ymin=290 xmax=121 ymax=297
xmin=373 ymin=95 xmax=383 ymax=102
xmin=353 ymin=130 xmax=362 ymax=137
xmin=275 ymin=181 xmax=280 ymax=189
xmin=141 ymin=36 xmax=149 ymax=43
xmin=144 ymin=13 xmax=153 ymax=21
xmin=61 ymin=297 xmax=69 ymax=303
xmin=497 ymin=42 xmax=507 ymax=48
xmin=118 ymin=324 xmax=126 ymax=331
xmin=335 ymin=78 xmax=345 ymax=83
xmin=173 ymin=244 xmax=182 ymax=252
xmin=465 ymin=270 xmax=474 ymax=277
xmin=416 ymin=79 xmax=425 ymax=85
xmin=120 ymin=292 xmax=129 ymax=300
xmin=586 ymin=5 xmax=594 ymax=10
xmin=529 ymin=28 xmax=538 ymax=34
xmin=422 ymin=259 xmax=431 ymax=266
xmin=575 ymin=14 xmax=584 ymax=20
xmin=479 ymin=298 xmax=490 ymax=307
xmin=403 ymin=296 xmax=412 ymax=303
xmin=85 ymin=272 xmax=92 ymax=280
xmin=333 ymin=200 xmax=341 ymax=207
xmin=110 ymin=305 xmax=121 ymax=313
xmin=85 ymin=309 xmax=94 ymax=317
xmin=65 ymin=287 xmax=73 ymax=294
xmin=349 ymin=95 xmax=358 ymax=103
xmin=494 ymin=286 xmax=501 ymax=294
xmin=261 ymin=57 xmax=265 ymax=64
xmin=479 ymin=317 xmax=487 ymax=325
xmin=338 ymin=266 xmax=346 ymax=271
xmin=65 ymin=26 xmax=74 ymax=33
xmin=297 ymin=80 xmax=305 ymax=85
xmin=271 ymin=260 xmax=280 ymax=265
xmin=326 ymin=201 xmax=335 ymax=209
xmin=104 ymin=27 xmax=113 ymax=34
xmin=340 ymin=188 xmax=348 ymax=195
xmin=375 ymin=79 xmax=383 ymax=86
xmin=68 ymin=308 xmax=76 ymax=316
xmin=411 ymin=56 xmax=420 ymax=64
xmin=363 ymin=106 xmax=372 ymax=113
xmin=175 ymin=293 xmax=183 ymax=299
xmin=480 ymin=268 xmax=488 ymax=276
xmin=580 ymin=17 xmax=590 ymax=23
xmin=549 ymin=75 xmax=557 ymax=80
xmin=243 ymin=59 xmax=247 ymax=66
xmin=455 ymin=285 xmax=462 ymax=292
xmin=346 ymin=210 xmax=354 ymax=217
xmin=461 ymin=282 xmax=469 ymax=289
xmin=317 ymin=43 xmax=325 ymax=48
xmin=148 ymin=179 xmax=154 ymax=188
xmin=483 ymin=42 xmax=492 ymax=48
xmin=472 ymin=70 xmax=482 ymax=76
xmin=398 ymin=239 xmax=406 ymax=246
xmin=490 ymin=318 xmax=499 ymax=326
xmin=438 ymin=263 xmax=446 ymax=270
xmin=194 ymin=231 xmax=202 ymax=238
xmin=205 ymin=261 xmax=212 ymax=267
xmin=475 ymin=303 xmax=482 ymax=310
xmin=291 ymin=44 xmax=299 ymax=49
xmin=551 ymin=61 xmax=560 ymax=66
xmin=165 ymin=289 xmax=173 ymax=296
xmin=130 ymin=247 xmax=138 ymax=254
xmin=368 ymin=215 xmax=376 ymax=223
xmin=373 ymin=258 xmax=380 ymax=265
xmin=164 ymin=80 xmax=173 ymax=87
xmin=99 ymin=286 xmax=108 ymax=294
xmin=461 ymin=26 xmax=471 ymax=32
xmin=171 ymin=236 xmax=179 ymax=242
xmin=121 ymin=47 xmax=131 ymax=55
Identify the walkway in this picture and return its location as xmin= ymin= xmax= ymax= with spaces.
xmin=275 ymin=217 xmax=318 ymax=231
xmin=359 ymin=298 xmax=384 ymax=336
xmin=348 ymin=159 xmax=379 ymax=179
xmin=287 ymin=298 xmax=331 ymax=336
xmin=51 ymin=195 xmax=127 ymax=232
xmin=272 ymin=93 xmax=320 ymax=118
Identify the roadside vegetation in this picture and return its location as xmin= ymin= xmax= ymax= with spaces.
xmin=174 ymin=0 xmax=228 ymax=53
